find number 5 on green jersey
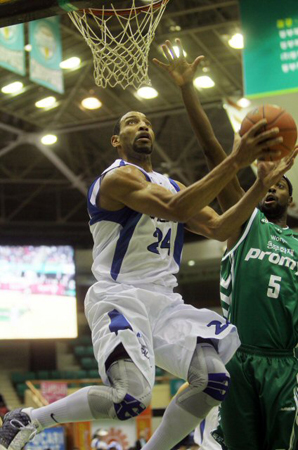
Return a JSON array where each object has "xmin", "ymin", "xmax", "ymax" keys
[{"xmin": 267, "ymin": 275, "xmax": 282, "ymax": 299}]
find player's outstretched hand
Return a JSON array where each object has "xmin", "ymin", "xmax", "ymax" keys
[
  {"xmin": 153, "ymin": 38, "xmax": 204, "ymax": 87},
  {"xmin": 232, "ymin": 119, "xmax": 283, "ymax": 168},
  {"xmin": 257, "ymin": 147, "xmax": 298, "ymax": 189}
]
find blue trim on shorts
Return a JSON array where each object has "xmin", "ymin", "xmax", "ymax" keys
[
  {"xmin": 108, "ymin": 309, "xmax": 133, "ymax": 335},
  {"xmin": 200, "ymin": 419, "xmax": 206, "ymax": 443}
]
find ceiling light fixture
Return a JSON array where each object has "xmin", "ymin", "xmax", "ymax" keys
[
  {"xmin": 35, "ymin": 96, "xmax": 57, "ymax": 109},
  {"xmin": 193, "ymin": 76, "xmax": 215, "ymax": 89},
  {"xmin": 41, "ymin": 134, "xmax": 57, "ymax": 145},
  {"xmin": 1, "ymin": 81, "xmax": 24, "ymax": 94},
  {"xmin": 187, "ymin": 260, "xmax": 196, "ymax": 267},
  {"xmin": 169, "ymin": 25, "xmax": 181, "ymax": 32},
  {"xmin": 24, "ymin": 44, "xmax": 32, "ymax": 52},
  {"xmin": 136, "ymin": 86, "xmax": 158, "ymax": 99},
  {"xmin": 237, "ymin": 97, "xmax": 251, "ymax": 108},
  {"xmin": 228, "ymin": 33, "xmax": 244, "ymax": 49},
  {"xmin": 81, "ymin": 97, "xmax": 102, "ymax": 110},
  {"xmin": 60, "ymin": 57, "xmax": 81, "ymax": 70}
]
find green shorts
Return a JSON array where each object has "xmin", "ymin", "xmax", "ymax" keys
[{"xmin": 219, "ymin": 345, "xmax": 298, "ymax": 450}]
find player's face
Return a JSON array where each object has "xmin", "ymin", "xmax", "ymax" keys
[
  {"xmin": 118, "ymin": 111, "xmax": 155, "ymax": 157},
  {"xmin": 259, "ymin": 178, "xmax": 292, "ymax": 218}
]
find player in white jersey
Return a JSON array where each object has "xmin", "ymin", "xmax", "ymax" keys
[
  {"xmin": 88, "ymin": 159, "xmax": 183, "ymax": 289},
  {"xmin": 0, "ymin": 42, "xmax": 295, "ymax": 450}
]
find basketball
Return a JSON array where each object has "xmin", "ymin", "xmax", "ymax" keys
[{"xmin": 240, "ymin": 104, "xmax": 297, "ymax": 160}]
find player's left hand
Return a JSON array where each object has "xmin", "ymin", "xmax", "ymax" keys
[
  {"xmin": 153, "ymin": 38, "xmax": 204, "ymax": 87},
  {"xmin": 257, "ymin": 147, "xmax": 298, "ymax": 188}
]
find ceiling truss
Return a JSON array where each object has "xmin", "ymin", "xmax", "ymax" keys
[{"xmin": 1, "ymin": 0, "xmax": 281, "ymax": 245}]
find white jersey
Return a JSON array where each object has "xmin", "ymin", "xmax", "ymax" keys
[
  {"xmin": 87, "ymin": 159, "xmax": 184, "ymax": 288},
  {"xmin": 194, "ymin": 407, "xmax": 221, "ymax": 450}
]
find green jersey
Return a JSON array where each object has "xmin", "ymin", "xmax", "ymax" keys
[{"xmin": 220, "ymin": 208, "xmax": 298, "ymax": 349}]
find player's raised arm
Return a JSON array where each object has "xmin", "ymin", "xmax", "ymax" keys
[
  {"xmin": 153, "ymin": 39, "xmax": 282, "ymax": 212},
  {"xmin": 100, "ymin": 135, "xmax": 286, "ymax": 224},
  {"xmin": 153, "ymin": 39, "xmax": 226, "ymax": 166},
  {"xmin": 185, "ymin": 150, "xmax": 297, "ymax": 244},
  {"xmin": 153, "ymin": 38, "xmax": 241, "ymax": 211}
]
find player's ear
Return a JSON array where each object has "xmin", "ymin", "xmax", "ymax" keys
[
  {"xmin": 111, "ymin": 135, "xmax": 120, "ymax": 148},
  {"xmin": 288, "ymin": 195, "xmax": 293, "ymax": 206}
]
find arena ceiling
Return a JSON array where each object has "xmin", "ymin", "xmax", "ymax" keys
[{"xmin": 0, "ymin": 0, "xmax": 295, "ymax": 247}]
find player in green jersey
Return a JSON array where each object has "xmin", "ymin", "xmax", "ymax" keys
[
  {"xmin": 217, "ymin": 177, "xmax": 298, "ymax": 450},
  {"xmin": 220, "ymin": 181, "xmax": 297, "ymax": 350},
  {"xmin": 155, "ymin": 39, "xmax": 298, "ymax": 450}
]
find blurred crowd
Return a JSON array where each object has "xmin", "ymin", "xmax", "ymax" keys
[{"xmin": 91, "ymin": 429, "xmax": 199, "ymax": 450}]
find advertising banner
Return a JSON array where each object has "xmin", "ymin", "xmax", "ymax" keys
[
  {"xmin": 0, "ymin": 24, "xmax": 25, "ymax": 75},
  {"xmin": 136, "ymin": 405, "xmax": 152, "ymax": 442},
  {"xmin": 240, "ymin": 0, "xmax": 298, "ymax": 97},
  {"xmin": 41, "ymin": 381, "xmax": 68, "ymax": 404},
  {"xmin": 29, "ymin": 16, "xmax": 64, "ymax": 93},
  {"xmin": 25, "ymin": 427, "xmax": 65, "ymax": 450},
  {"xmin": 73, "ymin": 422, "xmax": 91, "ymax": 450}
]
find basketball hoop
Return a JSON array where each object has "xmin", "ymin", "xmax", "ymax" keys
[{"xmin": 68, "ymin": 0, "xmax": 169, "ymax": 89}]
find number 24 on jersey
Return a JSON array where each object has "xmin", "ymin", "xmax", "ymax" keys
[{"xmin": 147, "ymin": 228, "xmax": 171, "ymax": 256}]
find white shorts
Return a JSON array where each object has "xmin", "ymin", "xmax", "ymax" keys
[
  {"xmin": 194, "ymin": 407, "xmax": 221, "ymax": 450},
  {"xmin": 85, "ymin": 280, "xmax": 240, "ymax": 388}
]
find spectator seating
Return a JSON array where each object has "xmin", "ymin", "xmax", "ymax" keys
[
  {"xmin": 11, "ymin": 368, "xmax": 101, "ymax": 401},
  {"xmin": 11, "ymin": 334, "xmax": 167, "ymax": 401}
]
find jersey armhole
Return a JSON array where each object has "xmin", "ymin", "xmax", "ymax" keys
[
  {"xmin": 88, "ymin": 161, "xmax": 151, "ymax": 212},
  {"xmin": 88, "ymin": 162, "xmax": 151, "ymax": 225},
  {"xmin": 168, "ymin": 178, "xmax": 181, "ymax": 192},
  {"xmin": 222, "ymin": 208, "xmax": 259, "ymax": 261}
]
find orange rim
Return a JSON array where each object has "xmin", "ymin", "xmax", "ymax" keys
[{"xmin": 83, "ymin": 0, "xmax": 168, "ymax": 17}]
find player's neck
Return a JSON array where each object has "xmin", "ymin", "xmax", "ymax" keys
[
  {"xmin": 125, "ymin": 155, "xmax": 153, "ymax": 172},
  {"xmin": 267, "ymin": 214, "xmax": 288, "ymax": 229}
]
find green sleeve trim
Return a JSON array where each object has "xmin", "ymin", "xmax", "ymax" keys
[{"xmin": 220, "ymin": 301, "xmax": 229, "ymax": 312}]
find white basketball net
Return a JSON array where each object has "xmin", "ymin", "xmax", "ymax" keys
[{"xmin": 68, "ymin": 1, "xmax": 169, "ymax": 89}]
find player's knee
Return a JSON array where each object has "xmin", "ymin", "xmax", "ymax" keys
[
  {"xmin": 187, "ymin": 343, "xmax": 230, "ymax": 405},
  {"xmin": 203, "ymin": 369, "xmax": 230, "ymax": 405},
  {"xmin": 187, "ymin": 344, "xmax": 209, "ymax": 391},
  {"xmin": 109, "ymin": 359, "xmax": 152, "ymax": 421},
  {"xmin": 114, "ymin": 384, "xmax": 151, "ymax": 421}
]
